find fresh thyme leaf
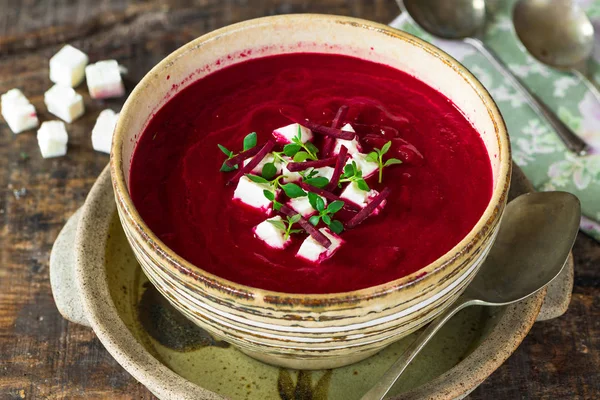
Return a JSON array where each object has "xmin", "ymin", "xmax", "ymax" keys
[
  {"xmin": 309, "ymin": 215, "xmax": 321, "ymax": 226},
  {"xmin": 220, "ymin": 161, "xmax": 237, "ymax": 172},
  {"xmin": 381, "ymin": 141, "xmax": 392, "ymax": 156},
  {"xmin": 339, "ymin": 161, "xmax": 369, "ymax": 191},
  {"xmin": 305, "ymin": 142, "xmax": 319, "ymax": 155},
  {"xmin": 267, "ymin": 219, "xmax": 287, "ymax": 230},
  {"xmin": 247, "ymin": 174, "xmax": 269, "ymax": 184},
  {"xmin": 273, "ymin": 201, "xmax": 283, "ymax": 211},
  {"xmin": 289, "ymin": 214, "xmax": 302, "ymax": 224},
  {"xmin": 263, "ymin": 189, "xmax": 275, "ymax": 201},
  {"xmin": 284, "ymin": 143, "xmax": 302, "ymax": 157},
  {"xmin": 365, "ymin": 151, "xmax": 378, "ymax": 163},
  {"xmin": 304, "ymin": 177, "xmax": 329, "ymax": 188},
  {"xmin": 315, "ymin": 196, "xmax": 325, "ymax": 212},
  {"xmin": 217, "ymin": 144, "xmax": 233, "ymax": 157},
  {"xmin": 322, "ymin": 214, "xmax": 331, "ymax": 225},
  {"xmin": 326, "ymin": 200, "xmax": 344, "ymax": 214},
  {"xmin": 281, "ymin": 183, "xmax": 307, "ymax": 198},
  {"xmin": 357, "ymin": 179, "xmax": 370, "ymax": 191},
  {"xmin": 262, "ymin": 162, "xmax": 278, "ymax": 180},
  {"xmin": 329, "ymin": 219, "xmax": 344, "ymax": 234},
  {"xmin": 243, "ymin": 132, "xmax": 257, "ymax": 151},
  {"xmin": 293, "ymin": 151, "xmax": 311, "ymax": 162},
  {"xmin": 307, "ymin": 192, "xmax": 320, "ymax": 210},
  {"xmin": 384, "ymin": 158, "xmax": 403, "ymax": 167},
  {"xmin": 289, "ymin": 228, "xmax": 304, "ymax": 234}
]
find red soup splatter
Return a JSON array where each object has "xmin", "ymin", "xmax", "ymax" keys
[{"xmin": 129, "ymin": 53, "xmax": 493, "ymax": 294}]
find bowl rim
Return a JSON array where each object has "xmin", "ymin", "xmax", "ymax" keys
[{"xmin": 110, "ymin": 13, "xmax": 512, "ymax": 304}]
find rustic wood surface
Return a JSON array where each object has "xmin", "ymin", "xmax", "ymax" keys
[{"xmin": 0, "ymin": 1, "xmax": 598, "ymax": 399}]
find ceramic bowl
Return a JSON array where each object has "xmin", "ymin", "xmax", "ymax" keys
[{"xmin": 110, "ymin": 14, "xmax": 511, "ymax": 369}]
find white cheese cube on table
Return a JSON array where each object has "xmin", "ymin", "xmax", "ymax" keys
[
  {"xmin": 37, "ymin": 121, "xmax": 68, "ymax": 158},
  {"xmin": 233, "ymin": 176, "xmax": 279, "ymax": 213},
  {"xmin": 44, "ymin": 84, "xmax": 85, "ymax": 123},
  {"xmin": 92, "ymin": 109, "xmax": 119, "ymax": 153},
  {"xmin": 297, "ymin": 228, "xmax": 344, "ymax": 263},
  {"xmin": 243, "ymin": 153, "xmax": 283, "ymax": 175},
  {"xmin": 288, "ymin": 196, "xmax": 327, "ymax": 217},
  {"xmin": 272, "ymin": 123, "xmax": 313, "ymax": 144},
  {"xmin": 253, "ymin": 216, "xmax": 291, "ymax": 249},
  {"xmin": 85, "ymin": 60, "xmax": 125, "ymax": 99},
  {"xmin": 340, "ymin": 182, "xmax": 386, "ymax": 215},
  {"xmin": 1, "ymin": 89, "xmax": 39, "ymax": 133},
  {"xmin": 347, "ymin": 153, "xmax": 378, "ymax": 179},
  {"xmin": 49, "ymin": 45, "xmax": 89, "ymax": 87},
  {"xmin": 333, "ymin": 123, "xmax": 362, "ymax": 156}
]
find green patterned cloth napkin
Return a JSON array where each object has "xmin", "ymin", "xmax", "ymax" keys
[{"xmin": 390, "ymin": 0, "xmax": 600, "ymax": 242}]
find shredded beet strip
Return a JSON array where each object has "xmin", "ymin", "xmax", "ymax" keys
[
  {"xmin": 346, "ymin": 187, "xmax": 392, "ymax": 229},
  {"xmin": 228, "ymin": 139, "xmax": 275, "ymax": 185},
  {"xmin": 298, "ymin": 182, "xmax": 360, "ymax": 212},
  {"xmin": 325, "ymin": 145, "xmax": 348, "ymax": 192},
  {"xmin": 224, "ymin": 145, "xmax": 261, "ymax": 168},
  {"xmin": 279, "ymin": 204, "xmax": 332, "ymax": 248},
  {"xmin": 286, "ymin": 156, "xmax": 337, "ymax": 172},
  {"xmin": 322, "ymin": 105, "xmax": 349, "ymax": 157},
  {"xmin": 280, "ymin": 109, "xmax": 354, "ymax": 140}
]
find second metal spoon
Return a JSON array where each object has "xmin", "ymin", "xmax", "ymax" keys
[{"xmin": 398, "ymin": 0, "xmax": 589, "ymax": 155}]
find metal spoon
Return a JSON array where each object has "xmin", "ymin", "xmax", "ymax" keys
[
  {"xmin": 513, "ymin": 0, "xmax": 600, "ymax": 101},
  {"xmin": 361, "ymin": 191, "xmax": 581, "ymax": 400},
  {"xmin": 397, "ymin": 0, "xmax": 590, "ymax": 155}
]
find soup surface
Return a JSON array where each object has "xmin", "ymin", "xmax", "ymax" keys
[{"xmin": 129, "ymin": 53, "xmax": 493, "ymax": 294}]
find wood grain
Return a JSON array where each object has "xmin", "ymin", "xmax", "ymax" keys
[{"xmin": 0, "ymin": 1, "xmax": 598, "ymax": 399}]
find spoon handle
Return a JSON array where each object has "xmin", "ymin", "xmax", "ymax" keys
[
  {"xmin": 571, "ymin": 66, "xmax": 600, "ymax": 103},
  {"xmin": 464, "ymin": 37, "xmax": 590, "ymax": 156},
  {"xmin": 360, "ymin": 297, "xmax": 477, "ymax": 400}
]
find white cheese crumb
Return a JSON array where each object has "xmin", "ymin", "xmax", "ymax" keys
[
  {"xmin": 347, "ymin": 152, "xmax": 378, "ymax": 179},
  {"xmin": 340, "ymin": 182, "xmax": 385, "ymax": 214},
  {"xmin": 1, "ymin": 89, "xmax": 39, "ymax": 134},
  {"xmin": 85, "ymin": 60, "xmax": 125, "ymax": 99},
  {"xmin": 253, "ymin": 216, "xmax": 291, "ymax": 249},
  {"xmin": 288, "ymin": 195, "xmax": 326, "ymax": 217},
  {"xmin": 272, "ymin": 123, "xmax": 313, "ymax": 144},
  {"xmin": 313, "ymin": 166, "xmax": 334, "ymax": 181},
  {"xmin": 233, "ymin": 176, "xmax": 279, "ymax": 213},
  {"xmin": 243, "ymin": 153, "xmax": 283, "ymax": 175},
  {"xmin": 297, "ymin": 228, "xmax": 344, "ymax": 263},
  {"xmin": 49, "ymin": 45, "xmax": 89, "ymax": 88},
  {"xmin": 91, "ymin": 109, "xmax": 119, "ymax": 154},
  {"xmin": 281, "ymin": 156, "xmax": 302, "ymax": 183},
  {"xmin": 37, "ymin": 121, "xmax": 68, "ymax": 158},
  {"xmin": 333, "ymin": 123, "xmax": 362, "ymax": 156},
  {"xmin": 44, "ymin": 84, "xmax": 85, "ymax": 123}
]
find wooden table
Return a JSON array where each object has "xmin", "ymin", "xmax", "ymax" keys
[{"xmin": 1, "ymin": 1, "xmax": 598, "ymax": 399}]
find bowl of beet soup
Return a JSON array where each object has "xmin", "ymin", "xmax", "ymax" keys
[{"xmin": 110, "ymin": 14, "xmax": 511, "ymax": 369}]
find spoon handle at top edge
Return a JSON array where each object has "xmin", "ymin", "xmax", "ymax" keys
[
  {"xmin": 360, "ymin": 297, "xmax": 478, "ymax": 400},
  {"xmin": 464, "ymin": 37, "xmax": 590, "ymax": 156}
]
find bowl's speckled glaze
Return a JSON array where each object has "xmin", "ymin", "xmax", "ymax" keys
[{"xmin": 110, "ymin": 14, "xmax": 511, "ymax": 369}]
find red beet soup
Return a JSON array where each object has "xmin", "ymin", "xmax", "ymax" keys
[{"xmin": 129, "ymin": 53, "xmax": 492, "ymax": 294}]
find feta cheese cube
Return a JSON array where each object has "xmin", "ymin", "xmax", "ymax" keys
[
  {"xmin": 313, "ymin": 166, "xmax": 334, "ymax": 181},
  {"xmin": 347, "ymin": 152, "xmax": 378, "ymax": 179},
  {"xmin": 333, "ymin": 123, "xmax": 362, "ymax": 156},
  {"xmin": 272, "ymin": 123, "xmax": 313, "ymax": 144},
  {"xmin": 297, "ymin": 228, "xmax": 344, "ymax": 263},
  {"xmin": 233, "ymin": 176, "xmax": 279, "ymax": 213},
  {"xmin": 37, "ymin": 121, "xmax": 68, "ymax": 158},
  {"xmin": 243, "ymin": 153, "xmax": 283, "ymax": 175},
  {"xmin": 282, "ymin": 159, "xmax": 302, "ymax": 183},
  {"xmin": 85, "ymin": 60, "xmax": 125, "ymax": 99},
  {"xmin": 92, "ymin": 109, "xmax": 119, "ymax": 154},
  {"xmin": 44, "ymin": 84, "xmax": 85, "ymax": 123},
  {"xmin": 1, "ymin": 89, "xmax": 39, "ymax": 134},
  {"xmin": 340, "ymin": 182, "xmax": 386, "ymax": 215},
  {"xmin": 288, "ymin": 196, "xmax": 327, "ymax": 217},
  {"xmin": 49, "ymin": 45, "xmax": 89, "ymax": 87},
  {"xmin": 253, "ymin": 216, "xmax": 291, "ymax": 249}
]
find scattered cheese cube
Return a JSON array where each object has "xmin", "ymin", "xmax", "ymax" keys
[
  {"xmin": 1, "ymin": 89, "xmax": 39, "ymax": 133},
  {"xmin": 91, "ymin": 109, "xmax": 119, "ymax": 154},
  {"xmin": 253, "ymin": 216, "xmax": 291, "ymax": 249},
  {"xmin": 243, "ymin": 153, "xmax": 283, "ymax": 175},
  {"xmin": 49, "ymin": 45, "xmax": 89, "ymax": 87},
  {"xmin": 282, "ymin": 159, "xmax": 302, "ymax": 183},
  {"xmin": 347, "ymin": 153, "xmax": 378, "ymax": 179},
  {"xmin": 313, "ymin": 166, "xmax": 334, "ymax": 181},
  {"xmin": 297, "ymin": 228, "xmax": 344, "ymax": 263},
  {"xmin": 37, "ymin": 121, "xmax": 68, "ymax": 158},
  {"xmin": 44, "ymin": 84, "xmax": 85, "ymax": 123},
  {"xmin": 233, "ymin": 176, "xmax": 279, "ymax": 213},
  {"xmin": 272, "ymin": 123, "xmax": 313, "ymax": 144},
  {"xmin": 333, "ymin": 123, "xmax": 362, "ymax": 156},
  {"xmin": 288, "ymin": 196, "xmax": 327, "ymax": 217},
  {"xmin": 340, "ymin": 182, "xmax": 386, "ymax": 215},
  {"xmin": 85, "ymin": 60, "xmax": 125, "ymax": 99}
]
